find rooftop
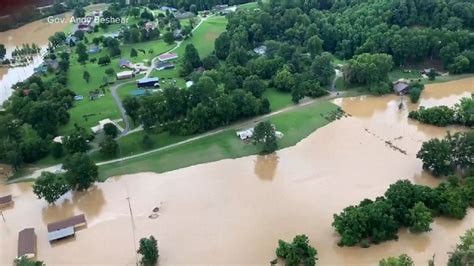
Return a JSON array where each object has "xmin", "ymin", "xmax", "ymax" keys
[
  {"xmin": 138, "ymin": 77, "xmax": 160, "ymax": 84},
  {"xmin": 18, "ymin": 228, "xmax": 36, "ymax": 258},
  {"xmin": 48, "ymin": 226, "xmax": 75, "ymax": 242},
  {"xmin": 0, "ymin": 194, "xmax": 12, "ymax": 206},
  {"xmin": 47, "ymin": 214, "xmax": 86, "ymax": 232},
  {"xmin": 158, "ymin": 53, "xmax": 178, "ymax": 61}
]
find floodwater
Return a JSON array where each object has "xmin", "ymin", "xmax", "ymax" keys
[
  {"xmin": 1, "ymin": 78, "xmax": 473, "ymax": 265},
  {"xmin": 0, "ymin": 13, "xmax": 72, "ymax": 103}
]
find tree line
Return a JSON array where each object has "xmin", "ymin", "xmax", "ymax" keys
[
  {"xmin": 333, "ymin": 177, "xmax": 474, "ymax": 247},
  {"xmin": 409, "ymin": 95, "xmax": 474, "ymax": 127}
]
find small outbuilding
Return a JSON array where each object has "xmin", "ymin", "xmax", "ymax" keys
[
  {"xmin": 118, "ymin": 58, "xmax": 131, "ymax": 68},
  {"xmin": 48, "ymin": 227, "xmax": 75, "ymax": 242},
  {"xmin": 236, "ymin": 128, "xmax": 254, "ymax": 140},
  {"xmin": 91, "ymin": 119, "xmax": 118, "ymax": 134},
  {"xmin": 18, "ymin": 228, "xmax": 36, "ymax": 259},
  {"xmin": 0, "ymin": 195, "xmax": 13, "ymax": 208},
  {"xmin": 393, "ymin": 80, "xmax": 410, "ymax": 95},
  {"xmin": 117, "ymin": 70, "xmax": 135, "ymax": 80}
]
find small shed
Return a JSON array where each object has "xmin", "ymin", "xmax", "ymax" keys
[
  {"xmin": 53, "ymin": 136, "xmax": 64, "ymax": 144},
  {"xmin": 118, "ymin": 58, "xmax": 131, "ymax": 68},
  {"xmin": 393, "ymin": 80, "xmax": 410, "ymax": 95},
  {"xmin": 236, "ymin": 128, "xmax": 254, "ymax": 140},
  {"xmin": 18, "ymin": 228, "xmax": 36, "ymax": 259},
  {"xmin": 185, "ymin": 80, "xmax": 194, "ymax": 88},
  {"xmin": 48, "ymin": 227, "xmax": 75, "ymax": 242},
  {"xmin": 0, "ymin": 195, "xmax": 13, "ymax": 208},
  {"xmin": 117, "ymin": 70, "xmax": 134, "ymax": 80},
  {"xmin": 158, "ymin": 53, "xmax": 178, "ymax": 62}
]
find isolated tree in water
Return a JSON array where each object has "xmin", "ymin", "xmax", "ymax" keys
[
  {"xmin": 275, "ymin": 235, "xmax": 317, "ymax": 266},
  {"xmin": 14, "ymin": 255, "xmax": 45, "ymax": 266},
  {"xmin": 33, "ymin": 172, "xmax": 69, "ymax": 204},
  {"xmin": 137, "ymin": 236, "xmax": 159, "ymax": 266},
  {"xmin": 253, "ymin": 121, "xmax": 278, "ymax": 154}
]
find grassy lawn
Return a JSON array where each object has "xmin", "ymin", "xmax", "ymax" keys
[
  {"xmin": 388, "ymin": 69, "xmax": 422, "ymax": 81},
  {"xmin": 238, "ymin": 2, "xmax": 259, "ymax": 10},
  {"xmin": 263, "ymin": 88, "xmax": 292, "ymax": 111},
  {"xmin": 97, "ymin": 100, "xmax": 339, "ymax": 180},
  {"xmin": 174, "ymin": 16, "xmax": 228, "ymax": 60},
  {"xmin": 150, "ymin": 68, "xmax": 187, "ymax": 88}
]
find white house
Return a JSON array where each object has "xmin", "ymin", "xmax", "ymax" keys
[{"xmin": 236, "ymin": 128, "xmax": 254, "ymax": 140}]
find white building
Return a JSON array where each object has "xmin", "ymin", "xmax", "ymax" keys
[
  {"xmin": 117, "ymin": 70, "xmax": 134, "ymax": 80},
  {"xmin": 236, "ymin": 128, "xmax": 254, "ymax": 140}
]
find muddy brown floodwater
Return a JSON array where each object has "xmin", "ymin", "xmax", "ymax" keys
[
  {"xmin": 1, "ymin": 78, "xmax": 473, "ymax": 265},
  {"xmin": 0, "ymin": 13, "xmax": 72, "ymax": 103}
]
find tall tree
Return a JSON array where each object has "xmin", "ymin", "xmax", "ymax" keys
[
  {"xmin": 253, "ymin": 121, "xmax": 278, "ymax": 154},
  {"xmin": 33, "ymin": 172, "xmax": 69, "ymax": 204},
  {"xmin": 63, "ymin": 153, "xmax": 98, "ymax": 191}
]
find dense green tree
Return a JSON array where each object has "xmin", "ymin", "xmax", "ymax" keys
[
  {"xmin": 51, "ymin": 142, "xmax": 64, "ymax": 159},
  {"xmin": 137, "ymin": 236, "xmax": 159, "ymax": 266},
  {"xmin": 417, "ymin": 137, "xmax": 454, "ymax": 176},
  {"xmin": 448, "ymin": 228, "xmax": 474, "ymax": 266},
  {"xmin": 311, "ymin": 52, "xmax": 334, "ymax": 86},
  {"xmin": 276, "ymin": 235, "xmax": 318, "ymax": 266},
  {"xmin": 344, "ymin": 53, "xmax": 393, "ymax": 85},
  {"xmin": 63, "ymin": 127, "xmax": 90, "ymax": 154},
  {"xmin": 63, "ymin": 153, "xmax": 98, "ymax": 191},
  {"xmin": 409, "ymin": 106, "xmax": 455, "ymax": 127},
  {"xmin": 99, "ymin": 136, "xmax": 119, "ymax": 158},
  {"xmin": 274, "ymin": 67, "xmax": 296, "ymax": 92},
  {"xmin": 409, "ymin": 202, "xmax": 433, "ymax": 233},
  {"xmin": 33, "ymin": 172, "xmax": 69, "ymax": 204},
  {"xmin": 253, "ymin": 121, "xmax": 278, "ymax": 154},
  {"xmin": 306, "ymin": 35, "xmax": 323, "ymax": 58},
  {"xmin": 98, "ymin": 55, "xmax": 111, "ymax": 66},
  {"xmin": 215, "ymin": 32, "xmax": 231, "ymax": 60},
  {"xmin": 243, "ymin": 75, "xmax": 266, "ymax": 98},
  {"xmin": 103, "ymin": 123, "xmax": 119, "ymax": 138},
  {"xmin": 141, "ymin": 134, "xmax": 154, "ymax": 149},
  {"xmin": 408, "ymin": 82, "xmax": 424, "ymax": 103},
  {"xmin": 163, "ymin": 31, "xmax": 175, "ymax": 45},
  {"xmin": 202, "ymin": 54, "xmax": 220, "ymax": 70},
  {"xmin": 184, "ymin": 44, "xmax": 202, "ymax": 68},
  {"xmin": 75, "ymin": 42, "xmax": 88, "ymax": 64},
  {"xmin": 130, "ymin": 48, "xmax": 138, "ymax": 58},
  {"xmin": 83, "ymin": 71, "xmax": 90, "ymax": 83}
]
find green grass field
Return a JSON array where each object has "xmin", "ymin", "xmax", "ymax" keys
[
  {"xmin": 97, "ymin": 101, "xmax": 338, "ymax": 180},
  {"xmin": 238, "ymin": 2, "xmax": 259, "ymax": 10},
  {"xmin": 263, "ymin": 88, "xmax": 293, "ymax": 111}
]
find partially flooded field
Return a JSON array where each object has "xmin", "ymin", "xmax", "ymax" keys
[{"xmin": 1, "ymin": 78, "xmax": 473, "ymax": 265}]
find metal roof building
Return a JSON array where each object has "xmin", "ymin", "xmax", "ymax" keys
[
  {"xmin": 18, "ymin": 228, "xmax": 36, "ymax": 258},
  {"xmin": 48, "ymin": 227, "xmax": 75, "ymax": 242}
]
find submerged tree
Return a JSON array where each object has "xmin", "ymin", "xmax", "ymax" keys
[
  {"xmin": 137, "ymin": 235, "xmax": 159, "ymax": 266},
  {"xmin": 33, "ymin": 172, "xmax": 69, "ymax": 204},
  {"xmin": 276, "ymin": 235, "xmax": 318, "ymax": 266}
]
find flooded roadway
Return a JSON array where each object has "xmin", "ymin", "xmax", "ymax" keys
[
  {"xmin": 0, "ymin": 78, "xmax": 473, "ymax": 265},
  {"xmin": 0, "ymin": 13, "xmax": 72, "ymax": 103}
]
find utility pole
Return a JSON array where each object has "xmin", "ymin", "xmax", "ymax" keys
[{"xmin": 126, "ymin": 196, "xmax": 139, "ymax": 265}]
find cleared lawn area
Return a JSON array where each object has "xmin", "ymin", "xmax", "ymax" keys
[
  {"xmin": 388, "ymin": 69, "xmax": 422, "ymax": 81},
  {"xmin": 150, "ymin": 68, "xmax": 187, "ymax": 88},
  {"xmin": 238, "ymin": 2, "xmax": 259, "ymax": 10},
  {"xmin": 97, "ymin": 101, "xmax": 339, "ymax": 180},
  {"xmin": 263, "ymin": 88, "xmax": 292, "ymax": 111},
  {"xmin": 174, "ymin": 16, "xmax": 228, "ymax": 59}
]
